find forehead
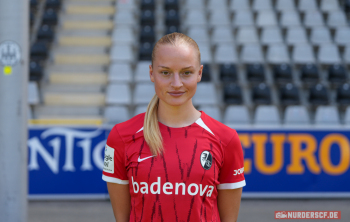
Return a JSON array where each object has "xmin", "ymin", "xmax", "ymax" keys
[{"xmin": 153, "ymin": 44, "xmax": 199, "ymax": 67}]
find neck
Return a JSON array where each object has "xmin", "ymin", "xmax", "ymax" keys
[{"xmin": 157, "ymin": 99, "xmax": 201, "ymax": 128}]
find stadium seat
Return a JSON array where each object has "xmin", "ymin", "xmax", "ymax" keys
[
  {"xmin": 309, "ymin": 83, "xmax": 329, "ymax": 105},
  {"xmin": 29, "ymin": 61, "xmax": 43, "ymax": 81},
  {"xmin": 109, "ymin": 63, "xmax": 133, "ymax": 83},
  {"xmin": 193, "ymin": 83, "xmax": 217, "ymax": 105},
  {"xmin": 104, "ymin": 106, "xmax": 129, "ymax": 123},
  {"xmin": 346, "ymin": 0, "xmax": 350, "ymax": 13},
  {"xmin": 273, "ymin": 63, "xmax": 293, "ymax": 83},
  {"xmin": 110, "ymin": 45, "xmax": 134, "ymax": 63},
  {"xmin": 280, "ymin": 11, "xmax": 301, "ymax": 27},
  {"xmin": 201, "ymin": 64, "xmax": 211, "ymax": 82},
  {"xmin": 252, "ymin": 0, "xmax": 273, "ymax": 11},
  {"xmin": 237, "ymin": 27, "xmax": 259, "ymax": 44},
  {"xmin": 187, "ymin": 27, "xmax": 209, "ymax": 44},
  {"xmin": 320, "ymin": 0, "xmax": 340, "ymax": 11},
  {"xmin": 116, "ymin": 0, "xmax": 138, "ymax": 11},
  {"xmin": 261, "ymin": 27, "xmax": 283, "ymax": 45},
  {"xmin": 42, "ymin": 8, "xmax": 58, "ymax": 25},
  {"xmin": 256, "ymin": 10, "xmax": 277, "ymax": 27},
  {"xmin": 254, "ymin": 105, "xmax": 280, "ymax": 125},
  {"xmin": 315, "ymin": 106, "xmax": 340, "ymax": 125},
  {"xmin": 28, "ymin": 81, "xmax": 40, "ymax": 105},
  {"xmin": 266, "ymin": 44, "xmax": 290, "ymax": 64},
  {"xmin": 208, "ymin": 0, "xmax": 227, "ymax": 10},
  {"xmin": 165, "ymin": 9, "xmax": 180, "ymax": 26},
  {"xmin": 252, "ymin": 83, "xmax": 271, "ymax": 104},
  {"xmin": 276, "ymin": 0, "xmax": 295, "ymax": 11},
  {"xmin": 209, "ymin": 10, "xmax": 230, "ymax": 27},
  {"xmin": 310, "ymin": 26, "xmax": 332, "ymax": 45},
  {"xmin": 223, "ymin": 83, "xmax": 242, "ymax": 104},
  {"xmin": 241, "ymin": 44, "xmax": 264, "ymax": 63},
  {"xmin": 30, "ymin": 0, "xmax": 38, "ymax": 9},
  {"xmin": 166, "ymin": 25, "xmax": 180, "ymax": 34},
  {"xmin": 165, "ymin": 0, "xmax": 179, "ymax": 11},
  {"xmin": 214, "ymin": 44, "xmax": 237, "ymax": 64},
  {"xmin": 230, "ymin": 0, "xmax": 250, "ymax": 11},
  {"xmin": 134, "ymin": 105, "xmax": 148, "ymax": 116},
  {"xmin": 141, "ymin": 10, "xmax": 155, "ymax": 26},
  {"xmin": 279, "ymin": 83, "xmax": 300, "ymax": 105},
  {"xmin": 327, "ymin": 11, "xmax": 347, "ymax": 28},
  {"xmin": 233, "ymin": 10, "xmax": 254, "ymax": 27},
  {"xmin": 30, "ymin": 41, "xmax": 49, "ymax": 60},
  {"xmin": 328, "ymin": 64, "xmax": 347, "ymax": 84},
  {"xmin": 197, "ymin": 43, "xmax": 212, "ymax": 63},
  {"xmin": 135, "ymin": 61, "xmax": 151, "ymax": 82},
  {"xmin": 30, "ymin": 11, "xmax": 35, "ymax": 26},
  {"xmin": 246, "ymin": 63, "xmax": 265, "ymax": 82},
  {"xmin": 284, "ymin": 105, "xmax": 310, "ymax": 125},
  {"xmin": 286, "ymin": 27, "xmax": 308, "ymax": 45},
  {"xmin": 184, "ymin": 10, "xmax": 206, "ymax": 27},
  {"xmin": 318, "ymin": 44, "xmax": 341, "ymax": 65},
  {"xmin": 37, "ymin": 25, "xmax": 55, "ymax": 42},
  {"xmin": 184, "ymin": 0, "xmax": 205, "ymax": 10},
  {"xmin": 336, "ymin": 83, "xmax": 350, "ymax": 105},
  {"xmin": 292, "ymin": 44, "xmax": 316, "ymax": 64},
  {"xmin": 45, "ymin": 0, "xmax": 61, "ymax": 10},
  {"xmin": 224, "ymin": 105, "xmax": 250, "ymax": 124},
  {"xmin": 298, "ymin": 0, "xmax": 318, "ymax": 12},
  {"xmin": 140, "ymin": 25, "xmax": 155, "ymax": 43},
  {"xmin": 134, "ymin": 83, "xmax": 155, "ymax": 105},
  {"xmin": 334, "ymin": 27, "xmax": 350, "ymax": 46},
  {"xmin": 304, "ymin": 11, "xmax": 324, "ymax": 27},
  {"xmin": 220, "ymin": 64, "xmax": 237, "ymax": 82},
  {"xmin": 112, "ymin": 27, "xmax": 136, "ymax": 45},
  {"xmin": 345, "ymin": 45, "xmax": 350, "ymax": 64},
  {"xmin": 198, "ymin": 106, "xmax": 222, "ymax": 122},
  {"xmin": 211, "ymin": 27, "xmax": 234, "ymax": 45},
  {"xmin": 138, "ymin": 42, "xmax": 153, "ymax": 61},
  {"xmin": 300, "ymin": 63, "xmax": 319, "ymax": 83},
  {"xmin": 141, "ymin": 0, "xmax": 155, "ymax": 11}
]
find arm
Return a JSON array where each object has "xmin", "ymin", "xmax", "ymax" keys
[
  {"xmin": 107, "ymin": 182, "xmax": 131, "ymax": 222},
  {"xmin": 217, "ymin": 188, "xmax": 243, "ymax": 222}
]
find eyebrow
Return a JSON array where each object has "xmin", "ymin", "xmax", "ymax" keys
[{"xmin": 158, "ymin": 66, "xmax": 194, "ymax": 70}]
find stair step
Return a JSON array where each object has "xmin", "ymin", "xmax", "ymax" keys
[
  {"xmin": 50, "ymin": 73, "xmax": 108, "ymax": 84},
  {"xmin": 66, "ymin": 5, "xmax": 115, "ymax": 15},
  {"xmin": 59, "ymin": 36, "xmax": 112, "ymax": 46},
  {"xmin": 44, "ymin": 93, "xmax": 105, "ymax": 106}
]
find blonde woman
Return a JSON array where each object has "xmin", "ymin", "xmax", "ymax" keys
[{"xmin": 102, "ymin": 33, "xmax": 246, "ymax": 222}]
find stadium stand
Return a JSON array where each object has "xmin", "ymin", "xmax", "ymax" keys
[{"xmin": 28, "ymin": 0, "xmax": 350, "ymax": 126}]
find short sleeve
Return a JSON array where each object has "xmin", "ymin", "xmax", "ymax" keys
[
  {"xmin": 102, "ymin": 124, "xmax": 129, "ymax": 184},
  {"xmin": 218, "ymin": 130, "xmax": 246, "ymax": 189}
]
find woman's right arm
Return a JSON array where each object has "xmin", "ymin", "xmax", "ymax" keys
[{"xmin": 107, "ymin": 182, "xmax": 131, "ymax": 222}]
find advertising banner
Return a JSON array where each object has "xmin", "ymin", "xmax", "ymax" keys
[{"xmin": 28, "ymin": 126, "xmax": 350, "ymax": 199}]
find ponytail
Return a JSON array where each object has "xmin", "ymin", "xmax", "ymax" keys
[{"xmin": 143, "ymin": 93, "xmax": 163, "ymax": 156}]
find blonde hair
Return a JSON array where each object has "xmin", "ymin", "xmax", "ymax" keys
[{"xmin": 144, "ymin": 32, "xmax": 200, "ymax": 156}]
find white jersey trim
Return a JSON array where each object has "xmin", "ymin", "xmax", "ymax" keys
[
  {"xmin": 102, "ymin": 175, "xmax": 129, "ymax": 184},
  {"xmin": 195, "ymin": 118, "xmax": 215, "ymax": 136},
  {"xmin": 217, "ymin": 180, "xmax": 246, "ymax": 189},
  {"xmin": 136, "ymin": 127, "xmax": 143, "ymax": 133}
]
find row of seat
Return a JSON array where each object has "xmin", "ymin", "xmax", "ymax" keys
[
  {"xmin": 190, "ymin": 26, "xmax": 350, "ymax": 46},
  {"xmin": 184, "ymin": 0, "xmax": 348, "ymax": 12},
  {"xmin": 103, "ymin": 104, "xmax": 350, "ymax": 125},
  {"xmin": 184, "ymin": 9, "xmax": 349, "ymax": 28}
]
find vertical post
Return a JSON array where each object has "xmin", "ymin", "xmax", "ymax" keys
[{"xmin": 0, "ymin": 0, "xmax": 29, "ymax": 221}]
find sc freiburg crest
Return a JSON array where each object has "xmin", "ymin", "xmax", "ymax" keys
[{"xmin": 200, "ymin": 151, "xmax": 212, "ymax": 170}]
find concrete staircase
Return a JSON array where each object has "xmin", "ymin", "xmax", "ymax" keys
[{"xmin": 37, "ymin": 0, "xmax": 116, "ymax": 124}]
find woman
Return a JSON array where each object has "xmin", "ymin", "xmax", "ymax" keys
[{"xmin": 102, "ymin": 32, "xmax": 245, "ymax": 222}]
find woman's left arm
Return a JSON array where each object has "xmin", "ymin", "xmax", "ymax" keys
[{"xmin": 217, "ymin": 188, "xmax": 243, "ymax": 222}]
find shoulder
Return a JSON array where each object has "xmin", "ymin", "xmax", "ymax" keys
[
  {"xmin": 108, "ymin": 113, "xmax": 145, "ymax": 141},
  {"xmin": 200, "ymin": 111, "xmax": 238, "ymax": 146}
]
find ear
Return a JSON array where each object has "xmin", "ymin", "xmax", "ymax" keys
[
  {"xmin": 197, "ymin": 64, "xmax": 203, "ymax": 82},
  {"xmin": 149, "ymin": 64, "xmax": 155, "ymax": 82}
]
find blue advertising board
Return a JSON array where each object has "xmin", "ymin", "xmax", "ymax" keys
[{"xmin": 28, "ymin": 126, "xmax": 350, "ymax": 199}]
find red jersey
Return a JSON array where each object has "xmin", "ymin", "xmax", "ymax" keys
[{"xmin": 102, "ymin": 111, "xmax": 246, "ymax": 222}]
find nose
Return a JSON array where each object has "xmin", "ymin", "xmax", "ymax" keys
[{"xmin": 171, "ymin": 72, "xmax": 183, "ymax": 88}]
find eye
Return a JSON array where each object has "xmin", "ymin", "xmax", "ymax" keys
[
  {"xmin": 183, "ymin": 71, "xmax": 192, "ymax": 76},
  {"xmin": 161, "ymin": 71, "xmax": 170, "ymax": 75}
]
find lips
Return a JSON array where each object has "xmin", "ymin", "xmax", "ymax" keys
[{"xmin": 168, "ymin": 91, "xmax": 185, "ymax": 97}]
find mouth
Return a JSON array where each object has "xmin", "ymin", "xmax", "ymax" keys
[{"xmin": 168, "ymin": 91, "xmax": 185, "ymax": 97}]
